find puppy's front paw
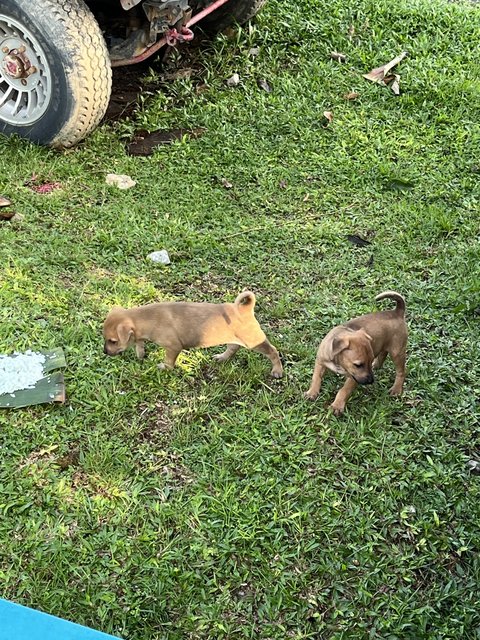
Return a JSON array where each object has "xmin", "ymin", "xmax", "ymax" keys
[
  {"xmin": 389, "ymin": 385, "xmax": 403, "ymax": 396},
  {"xmin": 329, "ymin": 402, "xmax": 345, "ymax": 416},
  {"xmin": 213, "ymin": 353, "xmax": 228, "ymax": 362},
  {"xmin": 270, "ymin": 366, "xmax": 283, "ymax": 379},
  {"xmin": 158, "ymin": 363, "xmax": 173, "ymax": 371},
  {"xmin": 304, "ymin": 390, "xmax": 318, "ymax": 401}
]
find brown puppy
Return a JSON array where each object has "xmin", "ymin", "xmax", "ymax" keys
[
  {"xmin": 305, "ymin": 291, "xmax": 407, "ymax": 415},
  {"xmin": 103, "ymin": 291, "xmax": 283, "ymax": 378}
]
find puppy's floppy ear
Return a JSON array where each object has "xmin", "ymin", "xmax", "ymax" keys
[
  {"xmin": 331, "ymin": 336, "xmax": 349, "ymax": 357},
  {"xmin": 117, "ymin": 321, "xmax": 135, "ymax": 343}
]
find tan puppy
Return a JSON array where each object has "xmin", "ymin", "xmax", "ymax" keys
[
  {"xmin": 103, "ymin": 291, "xmax": 283, "ymax": 378},
  {"xmin": 305, "ymin": 291, "xmax": 407, "ymax": 415}
]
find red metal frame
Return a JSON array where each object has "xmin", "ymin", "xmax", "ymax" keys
[{"xmin": 111, "ymin": 0, "xmax": 231, "ymax": 67}]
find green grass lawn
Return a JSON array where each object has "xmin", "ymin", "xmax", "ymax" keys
[{"xmin": 1, "ymin": 0, "xmax": 480, "ymax": 637}]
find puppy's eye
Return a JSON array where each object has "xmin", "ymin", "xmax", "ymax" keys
[
  {"xmin": 354, "ymin": 362, "xmax": 364, "ymax": 368},
  {"xmin": 108, "ymin": 339, "xmax": 118, "ymax": 345}
]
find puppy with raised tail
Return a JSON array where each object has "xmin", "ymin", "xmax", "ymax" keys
[
  {"xmin": 305, "ymin": 291, "xmax": 407, "ymax": 415},
  {"xmin": 103, "ymin": 291, "xmax": 283, "ymax": 378}
]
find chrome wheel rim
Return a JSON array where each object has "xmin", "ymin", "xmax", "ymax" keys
[{"xmin": 0, "ymin": 14, "xmax": 52, "ymax": 125}]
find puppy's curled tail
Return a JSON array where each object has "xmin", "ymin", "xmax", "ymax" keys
[
  {"xmin": 375, "ymin": 291, "xmax": 406, "ymax": 315},
  {"xmin": 235, "ymin": 290, "xmax": 256, "ymax": 312}
]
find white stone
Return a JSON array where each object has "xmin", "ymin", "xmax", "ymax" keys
[{"xmin": 147, "ymin": 250, "xmax": 171, "ymax": 265}]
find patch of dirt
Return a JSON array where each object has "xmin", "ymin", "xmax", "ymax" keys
[
  {"xmin": 18, "ymin": 445, "xmax": 59, "ymax": 470},
  {"xmin": 104, "ymin": 64, "xmax": 145, "ymax": 121},
  {"xmin": 159, "ymin": 450, "xmax": 194, "ymax": 487},
  {"xmin": 137, "ymin": 401, "xmax": 194, "ymax": 487},
  {"xmin": 104, "ymin": 38, "xmax": 208, "ymax": 123},
  {"xmin": 137, "ymin": 400, "xmax": 173, "ymax": 444}
]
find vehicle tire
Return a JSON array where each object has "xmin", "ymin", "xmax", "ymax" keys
[
  {"xmin": 198, "ymin": 0, "xmax": 267, "ymax": 34},
  {"xmin": 0, "ymin": 0, "xmax": 112, "ymax": 148}
]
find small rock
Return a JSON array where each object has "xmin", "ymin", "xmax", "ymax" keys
[
  {"xmin": 106, "ymin": 173, "xmax": 136, "ymax": 190},
  {"xmin": 467, "ymin": 460, "xmax": 480, "ymax": 474},
  {"xmin": 226, "ymin": 73, "xmax": 240, "ymax": 88},
  {"xmin": 147, "ymin": 250, "xmax": 171, "ymax": 265},
  {"xmin": 248, "ymin": 47, "xmax": 260, "ymax": 58},
  {"xmin": 221, "ymin": 178, "xmax": 233, "ymax": 189},
  {"xmin": 0, "ymin": 196, "xmax": 12, "ymax": 207}
]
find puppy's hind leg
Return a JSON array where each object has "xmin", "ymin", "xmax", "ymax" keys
[
  {"xmin": 389, "ymin": 350, "xmax": 406, "ymax": 396},
  {"xmin": 213, "ymin": 344, "xmax": 240, "ymax": 363},
  {"xmin": 253, "ymin": 339, "xmax": 283, "ymax": 379},
  {"xmin": 373, "ymin": 350, "xmax": 387, "ymax": 370}
]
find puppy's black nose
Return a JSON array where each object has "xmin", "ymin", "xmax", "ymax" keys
[{"xmin": 362, "ymin": 373, "xmax": 374, "ymax": 385}]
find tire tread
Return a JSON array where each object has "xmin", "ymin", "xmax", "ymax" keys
[{"xmin": 49, "ymin": 0, "xmax": 112, "ymax": 147}]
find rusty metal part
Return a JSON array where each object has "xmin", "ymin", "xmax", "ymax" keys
[
  {"xmin": 1, "ymin": 47, "xmax": 35, "ymax": 80},
  {"xmin": 111, "ymin": 0, "xmax": 230, "ymax": 67},
  {"xmin": 142, "ymin": 1, "xmax": 190, "ymax": 44},
  {"xmin": 165, "ymin": 25, "xmax": 194, "ymax": 46}
]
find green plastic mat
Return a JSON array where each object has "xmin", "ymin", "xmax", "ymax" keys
[{"xmin": 0, "ymin": 348, "xmax": 66, "ymax": 409}]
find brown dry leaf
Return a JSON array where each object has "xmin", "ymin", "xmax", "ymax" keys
[
  {"xmin": 330, "ymin": 51, "xmax": 346, "ymax": 63},
  {"xmin": 363, "ymin": 51, "xmax": 407, "ymax": 85},
  {"xmin": 128, "ymin": 128, "xmax": 205, "ymax": 156},
  {"xmin": 257, "ymin": 78, "xmax": 272, "ymax": 93},
  {"xmin": 163, "ymin": 68, "xmax": 193, "ymax": 81},
  {"xmin": 221, "ymin": 178, "xmax": 233, "ymax": 189},
  {"xmin": 322, "ymin": 111, "xmax": 333, "ymax": 128},
  {"xmin": 344, "ymin": 91, "xmax": 360, "ymax": 100},
  {"xmin": 0, "ymin": 210, "xmax": 15, "ymax": 220},
  {"xmin": 0, "ymin": 196, "xmax": 11, "ymax": 207}
]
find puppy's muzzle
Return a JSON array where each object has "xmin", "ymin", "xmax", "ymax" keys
[
  {"xmin": 104, "ymin": 344, "xmax": 122, "ymax": 356},
  {"xmin": 356, "ymin": 373, "xmax": 374, "ymax": 385}
]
